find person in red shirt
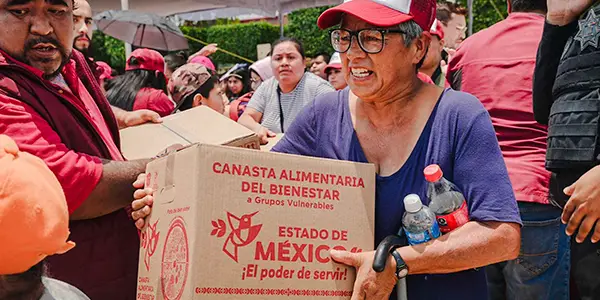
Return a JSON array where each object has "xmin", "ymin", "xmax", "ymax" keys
[
  {"xmin": 106, "ymin": 48, "xmax": 174, "ymax": 117},
  {"xmin": 420, "ymin": 19, "xmax": 446, "ymax": 87},
  {"xmin": 447, "ymin": 1, "xmax": 570, "ymax": 299},
  {"xmin": 0, "ymin": 0, "xmax": 160, "ymax": 298}
]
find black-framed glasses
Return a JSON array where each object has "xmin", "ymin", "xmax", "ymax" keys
[{"xmin": 329, "ymin": 28, "xmax": 407, "ymax": 54}]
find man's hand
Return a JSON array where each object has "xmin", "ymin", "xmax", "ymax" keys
[
  {"xmin": 112, "ymin": 106, "xmax": 162, "ymax": 129},
  {"xmin": 547, "ymin": 0, "xmax": 596, "ymax": 26},
  {"xmin": 562, "ymin": 165, "xmax": 600, "ymax": 243},
  {"xmin": 256, "ymin": 127, "xmax": 276, "ymax": 145},
  {"xmin": 188, "ymin": 43, "xmax": 218, "ymax": 62},
  {"xmin": 330, "ymin": 250, "xmax": 397, "ymax": 300},
  {"xmin": 132, "ymin": 173, "xmax": 153, "ymax": 230}
]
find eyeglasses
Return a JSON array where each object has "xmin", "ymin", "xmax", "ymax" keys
[{"xmin": 329, "ymin": 28, "xmax": 407, "ymax": 54}]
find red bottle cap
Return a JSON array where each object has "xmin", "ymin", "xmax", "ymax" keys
[{"xmin": 424, "ymin": 164, "xmax": 443, "ymax": 182}]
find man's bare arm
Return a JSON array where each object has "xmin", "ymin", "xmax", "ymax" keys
[
  {"xmin": 398, "ymin": 221, "xmax": 521, "ymax": 274},
  {"xmin": 71, "ymin": 159, "xmax": 150, "ymax": 220}
]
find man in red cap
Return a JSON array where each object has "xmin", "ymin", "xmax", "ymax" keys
[
  {"xmin": 0, "ymin": 0, "xmax": 159, "ymax": 298},
  {"xmin": 0, "ymin": 135, "xmax": 90, "ymax": 300},
  {"xmin": 447, "ymin": 1, "xmax": 569, "ymax": 298}
]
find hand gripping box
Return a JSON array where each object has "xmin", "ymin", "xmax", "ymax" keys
[{"xmin": 137, "ymin": 144, "xmax": 375, "ymax": 299}]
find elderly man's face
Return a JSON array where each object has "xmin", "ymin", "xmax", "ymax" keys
[
  {"xmin": 340, "ymin": 15, "xmax": 428, "ymax": 102},
  {"xmin": 73, "ymin": 0, "xmax": 92, "ymax": 53},
  {"xmin": 0, "ymin": 0, "xmax": 73, "ymax": 77}
]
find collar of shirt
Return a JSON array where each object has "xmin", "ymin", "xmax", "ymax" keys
[{"xmin": 0, "ymin": 49, "xmax": 80, "ymax": 97}]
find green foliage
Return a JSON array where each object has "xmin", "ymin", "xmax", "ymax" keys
[
  {"xmin": 92, "ymin": 2, "xmax": 510, "ymax": 70},
  {"xmin": 287, "ymin": 6, "xmax": 333, "ymax": 58},
  {"xmin": 92, "ymin": 31, "xmax": 126, "ymax": 71},
  {"xmin": 182, "ymin": 22, "xmax": 280, "ymax": 66}
]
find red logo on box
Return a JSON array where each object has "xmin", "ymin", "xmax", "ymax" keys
[
  {"xmin": 141, "ymin": 219, "xmax": 160, "ymax": 271},
  {"xmin": 161, "ymin": 217, "xmax": 189, "ymax": 300},
  {"xmin": 211, "ymin": 211, "xmax": 262, "ymax": 262}
]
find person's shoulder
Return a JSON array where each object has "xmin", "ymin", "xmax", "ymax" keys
[
  {"xmin": 304, "ymin": 72, "xmax": 329, "ymax": 86},
  {"xmin": 310, "ymin": 87, "xmax": 347, "ymax": 114},
  {"xmin": 438, "ymin": 89, "xmax": 488, "ymax": 122},
  {"xmin": 42, "ymin": 277, "xmax": 90, "ymax": 300}
]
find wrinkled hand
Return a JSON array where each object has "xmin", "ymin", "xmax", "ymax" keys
[
  {"xmin": 562, "ymin": 165, "xmax": 600, "ymax": 243},
  {"xmin": 189, "ymin": 43, "xmax": 218, "ymax": 62},
  {"xmin": 122, "ymin": 109, "xmax": 162, "ymax": 129},
  {"xmin": 547, "ymin": 0, "xmax": 596, "ymax": 26},
  {"xmin": 330, "ymin": 250, "xmax": 397, "ymax": 300},
  {"xmin": 132, "ymin": 173, "xmax": 154, "ymax": 230},
  {"xmin": 256, "ymin": 127, "xmax": 276, "ymax": 145}
]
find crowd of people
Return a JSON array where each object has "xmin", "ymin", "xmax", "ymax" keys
[{"xmin": 1, "ymin": 0, "xmax": 600, "ymax": 299}]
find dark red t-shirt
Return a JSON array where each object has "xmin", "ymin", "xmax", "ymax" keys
[
  {"xmin": 448, "ymin": 12, "xmax": 550, "ymax": 204},
  {"xmin": 133, "ymin": 87, "xmax": 174, "ymax": 117}
]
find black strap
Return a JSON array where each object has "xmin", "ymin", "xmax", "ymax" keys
[{"xmin": 277, "ymin": 86, "xmax": 285, "ymax": 133}]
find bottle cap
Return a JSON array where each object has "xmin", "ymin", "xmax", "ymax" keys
[
  {"xmin": 424, "ymin": 164, "xmax": 443, "ymax": 182},
  {"xmin": 404, "ymin": 194, "xmax": 423, "ymax": 213}
]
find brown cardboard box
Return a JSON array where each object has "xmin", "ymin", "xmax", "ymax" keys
[
  {"xmin": 120, "ymin": 106, "xmax": 260, "ymax": 160},
  {"xmin": 137, "ymin": 144, "xmax": 375, "ymax": 299},
  {"xmin": 260, "ymin": 134, "xmax": 284, "ymax": 152}
]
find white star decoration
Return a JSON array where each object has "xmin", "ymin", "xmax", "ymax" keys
[{"xmin": 575, "ymin": 8, "xmax": 600, "ymax": 51}]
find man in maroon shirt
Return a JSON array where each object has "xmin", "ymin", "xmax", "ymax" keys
[
  {"xmin": 0, "ymin": 0, "xmax": 160, "ymax": 298},
  {"xmin": 448, "ymin": 0, "xmax": 570, "ymax": 299}
]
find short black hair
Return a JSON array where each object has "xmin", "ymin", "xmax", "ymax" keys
[
  {"xmin": 164, "ymin": 51, "xmax": 188, "ymax": 74},
  {"xmin": 509, "ymin": 0, "xmax": 547, "ymax": 13},
  {"xmin": 315, "ymin": 53, "xmax": 331, "ymax": 63},
  {"xmin": 437, "ymin": 2, "xmax": 468, "ymax": 26},
  {"xmin": 272, "ymin": 37, "xmax": 306, "ymax": 59}
]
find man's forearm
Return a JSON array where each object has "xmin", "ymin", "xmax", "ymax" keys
[
  {"xmin": 71, "ymin": 159, "xmax": 150, "ymax": 220},
  {"xmin": 398, "ymin": 221, "xmax": 520, "ymax": 274}
]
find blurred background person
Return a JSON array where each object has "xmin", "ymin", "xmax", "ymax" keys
[
  {"xmin": 96, "ymin": 61, "xmax": 115, "ymax": 93},
  {"xmin": 221, "ymin": 64, "xmax": 251, "ymax": 102},
  {"xmin": 230, "ymin": 56, "xmax": 274, "ymax": 121},
  {"xmin": 0, "ymin": 135, "xmax": 88, "ymax": 300},
  {"xmin": 169, "ymin": 63, "xmax": 225, "ymax": 114},
  {"xmin": 437, "ymin": 1, "xmax": 468, "ymax": 51},
  {"xmin": 106, "ymin": 49, "xmax": 174, "ymax": 117},
  {"xmin": 310, "ymin": 52, "xmax": 330, "ymax": 80},
  {"xmin": 164, "ymin": 51, "xmax": 188, "ymax": 82},
  {"xmin": 239, "ymin": 37, "xmax": 334, "ymax": 144},
  {"xmin": 325, "ymin": 52, "xmax": 347, "ymax": 90},
  {"xmin": 420, "ymin": 19, "xmax": 446, "ymax": 87}
]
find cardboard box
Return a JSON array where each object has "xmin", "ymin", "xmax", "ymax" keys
[
  {"xmin": 260, "ymin": 134, "xmax": 284, "ymax": 152},
  {"xmin": 137, "ymin": 144, "xmax": 375, "ymax": 299},
  {"xmin": 120, "ymin": 106, "xmax": 260, "ymax": 160}
]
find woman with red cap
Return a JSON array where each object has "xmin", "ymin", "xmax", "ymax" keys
[{"xmin": 106, "ymin": 49, "xmax": 174, "ymax": 117}]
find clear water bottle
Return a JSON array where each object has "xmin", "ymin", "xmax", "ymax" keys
[
  {"xmin": 402, "ymin": 194, "xmax": 441, "ymax": 245},
  {"xmin": 424, "ymin": 164, "xmax": 469, "ymax": 233}
]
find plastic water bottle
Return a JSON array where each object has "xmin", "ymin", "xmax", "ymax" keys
[
  {"xmin": 424, "ymin": 164, "xmax": 470, "ymax": 233},
  {"xmin": 402, "ymin": 194, "xmax": 441, "ymax": 245}
]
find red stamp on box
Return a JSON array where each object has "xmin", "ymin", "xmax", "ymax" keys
[{"xmin": 161, "ymin": 217, "xmax": 189, "ymax": 300}]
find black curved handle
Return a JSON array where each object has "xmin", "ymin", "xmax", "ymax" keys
[{"xmin": 373, "ymin": 234, "xmax": 406, "ymax": 273}]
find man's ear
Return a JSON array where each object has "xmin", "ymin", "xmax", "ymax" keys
[
  {"xmin": 193, "ymin": 93, "xmax": 204, "ymax": 107},
  {"xmin": 414, "ymin": 33, "xmax": 432, "ymax": 65}
]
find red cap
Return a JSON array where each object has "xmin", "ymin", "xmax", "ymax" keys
[
  {"xmin": 126, "ymin": 48, "xmax": 165, "ymax": 74},
  {"xmin": 429, "ymin": 19, "xmax": 445, "ymax": 40},
  {"xmin": 317, "ymin": 0, "xmax": 437, "ymax": 31},
  {"xmin": 424, "ymin": 164, "xmax": 443, "ymax": 182}
]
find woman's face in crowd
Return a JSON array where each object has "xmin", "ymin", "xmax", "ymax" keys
[
  {"xmin": 327, "ymin": 69, "xmax": 347, "ymax": 90},
  {"xmin": 194, "ymin": 84, "xmax": 225, "ymax": 114},
  {"xmin": 227, "ymin": 77, "xmax": 244, "ymax": 95},
  {"xmin": 271, "ymin": 42, "xmax": 305, "ymax": 87},
  {"xmin": 340, "ymin": 15, "xmax": 429, "ymax": 102},
  {"xmin": 310, "ymin": 55, "xmax": 328, "ymax": 79},
  {"xmin": 250, "ymin": 70, "xmax": 263, "ymax": 91}
]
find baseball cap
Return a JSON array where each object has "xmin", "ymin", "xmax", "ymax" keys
[
  {"xmin": 0, "ymin": 135, "xmax": 75, "ymax": 275},
  {"xmin": 168, "ymin": 63, "xmax": 213, "ymax": 104},
  {"xmin": 189, "ymin": 55, "xmax": 216, "ymax": 71},
  {"xmin": 317, "ymin": 0, "xmax": 437, "ymax": 31},
  {"xmin": 325, "ymin": 52, "xmax": 342, "ymax": 74},
  {"xmin": 429, "ymin": 19, "xmax": 445, "ymax": 40},
  {"xmin": 126, "ymin": 48, "xmax": 165, "ymax": 73}
]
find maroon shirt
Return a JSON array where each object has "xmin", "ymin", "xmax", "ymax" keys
[{"xmin": 448, "ymin": 13, "xmax": 550, "ymax": 204}]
